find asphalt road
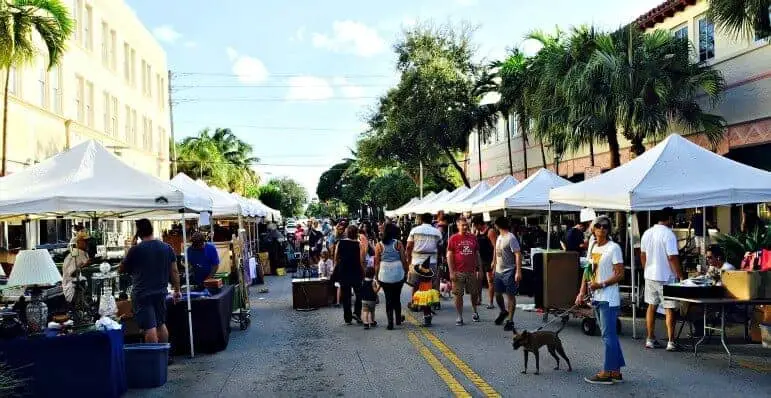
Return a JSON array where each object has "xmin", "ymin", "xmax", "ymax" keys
[{"xmin": 129, "ymin": 276, "xmax": 771, "ymax": 398}]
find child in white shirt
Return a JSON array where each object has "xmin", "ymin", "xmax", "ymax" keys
[{"xmin": 318, "ymin": 249, "xmax": 334, "ymax": 278}]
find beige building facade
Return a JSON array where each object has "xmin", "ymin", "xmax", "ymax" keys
[
  {"xmin": 467, "ymin": 0, "xmax": 771, "ymax": 194},
  {"xmin": 0, "ymin": 0, "xmax": 171, "ymax": 179}
]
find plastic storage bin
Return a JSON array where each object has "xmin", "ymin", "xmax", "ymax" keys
[{"xmin": 124, "ymin": 343, "xmax": 171, "ymax": 388}]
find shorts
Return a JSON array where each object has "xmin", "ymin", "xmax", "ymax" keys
[
  {"xmin": 407, "ymin": 263, "xmax": 437, "ymax": 287},
  {"xmin": 480, "ymin": 261, "xmax": 493, "ymax": 273},
  {"xmin": 451, "ymin": 272, "xmax": 480, "ymax": 298},
  {"xmin": 494, "ymin": 270, "xmax": 518, "ymax": 295},
  {"xmin": 362, "ymin": 300, "xmax": 376, "ymax": 311},
  {"xmin": 133, "ymin": 293, "xmax": 167, "ymax": 331},
  {"xmin": 644, "ymin": 279, "xmax": 677, "ymax": 309}
]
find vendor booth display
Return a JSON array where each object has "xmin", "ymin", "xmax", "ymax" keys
[
  {"xmin": 444, "ymin": 182, "xmax": 491, "ymax": 214},
  {"xmin": 456, "ymin": 175, "xmax": 518, "ymax": 214},
  {"xmin": 549, "ymin": 134, "xmax": 771, "ymax": 339},
  {"xmin": 165, "ymin": 285, "xmax": 235, "ymax": 356}
]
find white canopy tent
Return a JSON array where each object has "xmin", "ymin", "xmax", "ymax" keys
[
  {"xmin": 192, "ymin": 179, "xmax": 244, "ymax": 218},
  {"xmin": 549, "ymin": 134, "xmax": 771, "ymax": 210},
  {"xmin": 472, "ymin": 168, "xmax": 580, "ymax": 213},
  {"xmin": 248, "ymin": 198, "xmax": 282, "ymax": 223},
  {"xmin": 385, "ymin": 197, "xmax": 419, "ymax": 217},
  {"xmin": 443, "ymin": 182, "xmax": 490, "ymax": 214},
  {"xmin": 423, "ymin": 186, "xmax": 469, "ymax": 214},
  {"xmin": 394, "ymin": 192, "xmax": 437, "ymax": 216},
  {"xmin": 548, "ymin": 133, "xmax": 771, "ymax": 339},
  {"xmin": 410, "ymin": 189, "xmax": 450, "ymax": 214},
  {"xmin": 0, "ymin": 141, "xmax": 212, "ymax": 357},
  {"xmin": 459, "ymin": 175, "xmax": 518, "ymax": 214},
  {"xmin": 0, "ymin": 141, "xmax": 211, "ymax": 218}
]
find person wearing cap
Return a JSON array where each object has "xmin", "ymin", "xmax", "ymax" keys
[
  {"xmin": 186, "ymin": 231, "xmax": 220, "ymax": 287},
  {"xmin": 576, "ymin": 215, "xmax": 626, "ymax": 385},
  {"xmin": 62, "ymin": 231, "xmax": 90, "ymax": 303},
  {"xmin": 406, "ymin": 213, "xmax": 443, "ymax": 305}
]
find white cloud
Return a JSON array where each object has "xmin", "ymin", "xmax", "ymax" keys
[
  {"xmin": 286, "ymin": 76, "xmax": 334, "ymax": 101},
  {"xmin": 332, "ymin": 77, "xmax": 365, "ymax": 102},
  {"xmin": 291, "ymin": 26, "xmax": 306, "ymax": 42},
  {"xmin": 183, "ymin": 41, "xmax": 198, "ymax": 48},
  {"xmin": 152, "ymin": 25, "xmax": 183, "ymax": 44},
  {"xmin": 311, "ymin": 21, "xmax": 386, "ymax": 57},
  {"xmin": 225, "ymin": 47, "xmax": 269, "ymax": 84}
]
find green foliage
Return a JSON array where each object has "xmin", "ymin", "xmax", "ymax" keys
[
  {"xmin": 175, "ymin": 128, "xmax": 259, "ymax": 194},
  {"xmin": 306, "ymin": 199, "xmax": 348, "ymax": 219},
  {"xmin": 316, "ymin": 160, "xmax": 352, "ymax": 201},
  {"xmin": 367, "ymin": 169, "xmax": 420, "ymax": 211},
  {"xmin": 265, "ymin": 177, "xmax": 308, "ymax": 217},
  {"xmin": 708, "ymin": 0, "xmax": 771, "ymax": 40},
  {"xmin": 716, "ymin": 226, "xmax": 771, "ymax": 266},
  {"xmin": 256, "ymin": 184, "xmax": 282, "ymax": 212}
]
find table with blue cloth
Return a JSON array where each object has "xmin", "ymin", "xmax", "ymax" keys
[
  {"xmin": 0, "ymin": 329, "xmax": 126, "ymax": 398},
  {"xmin": 165, "ymin": 285, "xmax": 234, "ymax": 356}
]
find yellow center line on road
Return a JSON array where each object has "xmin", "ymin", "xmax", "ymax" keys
[
  {"xmin": 406, "ymin": 330, "xmax": 471, "ymax": 397},
  {"xmin": 405, "ymin": 314, "xmax": 502, "ymax": 398}
]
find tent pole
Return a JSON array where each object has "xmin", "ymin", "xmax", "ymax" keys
[
  {"xmin": 180, "ymin": 213, "xmax": 195, "ymax": 358},
  {"xmin": 702, "ymin": 207, "xmax": 707, "ymax": 265},
  {"xmin": 546, "ymin": 201, "xmax": 552, "ymax": 251},
  {"xmin": 629, "ymin": 211, "xmax": 637, "ymax": 340}
]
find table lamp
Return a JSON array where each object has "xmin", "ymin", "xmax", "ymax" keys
[{"xmin": 7, "ymin": 250, "xmax": 62, "ymax": 333}]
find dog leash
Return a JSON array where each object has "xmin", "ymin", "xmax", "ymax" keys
[{"xmin": 534, "ymin": 298, "xmax": 589, "ymax": 331}]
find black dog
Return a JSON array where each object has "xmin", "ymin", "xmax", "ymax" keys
[{"xmin": 511, "ymin": 318, "xmax": 572, "ymax": 375}]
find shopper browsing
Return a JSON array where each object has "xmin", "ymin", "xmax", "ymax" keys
[
  {"xmin": 406, "ymin": 213, "xmax": 443, "ymax": 303},
  {"xmin": 447, "ymin": 217, "xmax": 481, "ymax": 325},
  {"xmin": 491, "ymin": 217, "xmax": 522, "ymax": 331},
  {"xmin": 186, "ymin": 231, "xmax": 220, "ymax": 287},
  {"xmin": 576, "ymin": 216, "xmax": 626, "ymax": 385},
  {"xmin": 360, "ymin": 267, "xmax": 380, "ymax": 329},
  {"xmin": 640, "ymin": 207, "xmax": 684, "ymax": 351}
]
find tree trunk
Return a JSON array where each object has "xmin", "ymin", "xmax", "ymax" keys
[
  {"xmin": 1, "ymin": 68, "xmax": 10, "ymax": 177},
  {"xmin": 539, "ymin": 139, "xmax": 547, "ymax": 168},
  {"xmin": 504, "ymin": 114, "xmax": 513, "ymax": 175},
  {"xmin": 477, "ymin": 130, "xmax": 483, "ymax": 181},
  {"xmin": 606, "ymin": 127, "xmax": 621, "ymax": 168},
  {"xmin": 589, "ymin": 139, "xmax": 595, "ymax": 167},
  {"xmin": 443, "ymin": 146, "xmax": 471, "ymax": 187},
  {"xmin": 522, "ymin": 130, "xmax": 529, "ymax": 178},
  {"xmin": 429, "ymin": 170, "xmax": 454, "ymax": 191},
  {"xmin": 630, "ymin": 137, "xmax": 645, "ymax": 156}
]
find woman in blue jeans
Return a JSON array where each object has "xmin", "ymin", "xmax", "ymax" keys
[{"xmin": 575, "ymin": 215, "xmax": 626, "ymax": 385}]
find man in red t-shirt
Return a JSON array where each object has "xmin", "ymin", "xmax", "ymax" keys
[{"xmin": 447, "ymin": 217, "xmax": 481, "ymax": 325}]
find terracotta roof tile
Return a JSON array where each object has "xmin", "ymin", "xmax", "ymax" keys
[{"xmin": 634, "ymin": 0, "xmax": 697, "ymax": 29}]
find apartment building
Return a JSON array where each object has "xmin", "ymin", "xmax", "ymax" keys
[
  {"xmin": 466, "ymin": 0, "xmax": 771, "ymax": 192},
  {"xmin": 0, "ymin": 0, "xmax": 171, "ymax": 180}
]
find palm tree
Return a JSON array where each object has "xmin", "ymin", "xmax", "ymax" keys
[
  {"xmin": 708, "ymin": 0, "xmax": 771, "ymax": 40},
  {"xmin": 0, "ymin": 0, "xmax": 73, "ymax": 176},
  {"xmin": 497, "ymin": 49, "xmax": 532, "ymax": 177},
  {"xmin": 588, "ymin": 27, "xmax": 726, "ymax": 156},
  {"xmin": 210, "ymin": 128, "xmax": 259, "ymax": 193},
  {"xmin": 176, "ymin": 129, "xmax": 231, "ymax": 187}
]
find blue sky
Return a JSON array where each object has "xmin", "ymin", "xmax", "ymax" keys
[{"xmin": 127, "ymin": 0, "xmax": 663, "ymax": 197}]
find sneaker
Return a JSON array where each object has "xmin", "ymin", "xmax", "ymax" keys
[
  {"xmin": 645, "ymin": 339, "xmax": 663, "ymax": 349},
  {"xmin": 584, "ymin": 371, "xmax": 614, "ymax": 385},
  {"xmin": 371, "ymin": 321, "xmax": 378, "ymax": 328},
  {"xmin": 609, "ymin": 371, "xmax": 623, "ymax": 383},
  {"xmin": 494, "ymin": 311, "xmax": 509, "ymax": 325},
  {"xmin": 364, "ymin": 324, "xmax": 370, "ymax": 330},
  {"xmin": 486, "ymin": 304, "xmax": 496, "ymax": 310},
  {"xmin": 503, "ymin": 320, "xmax": 515, "ymax": 331},
  {"xmin": 456, "ymin": 317, "xmax": 464, "ymax": 326},
  {"xmin": 472, "ymin": 313, "xmax": 480, "ymax": 322},
  {"xmin": 396, "ymin": 315, "xmax": 405, "ymax": 326},
  {"xmin": 387, "ymin": 324, "xmax": 394, "ymax": 330},
  {"xmin": 666, "ymin": 341, "xmax": 680, "ymax": 352}
]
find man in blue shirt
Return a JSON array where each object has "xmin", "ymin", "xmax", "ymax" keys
[{"xmin": 186, "ymin": 231, "xmax": 220, "ymax": 287}]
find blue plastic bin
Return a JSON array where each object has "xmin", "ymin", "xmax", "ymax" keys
[{"xmin": 124, "ymin": 343, "xmax": 170, "ymax": 389}]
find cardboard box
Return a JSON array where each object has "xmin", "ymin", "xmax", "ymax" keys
[{"xmin": 722, "ymin": 271, "xmax": 763, "ymax": 300}]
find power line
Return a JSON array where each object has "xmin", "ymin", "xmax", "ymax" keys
[
  {"xmin": 171, "ymin": 84, "xmax": 392, "ymax": 89},
  {"xmin": 173, "ymin": 121, "xmax": 362, "ymax": 132},
  {"xmin": 174, "ymin": 72, "xmax": 394, "ymax": 78},
  {"xmin": 174, "ymin": 96, "xmax": 378, "ymax": 103}
]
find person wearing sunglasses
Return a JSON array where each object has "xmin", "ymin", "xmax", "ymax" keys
[{"xmin": 577, "ymin": 215, "xmax": 626, "ymax": 385}]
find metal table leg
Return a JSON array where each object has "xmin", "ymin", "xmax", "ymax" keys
[
  {"xmin": 694, "ymin": 305, "xmax": 708, "ymax": 355},
  {"xmin": 719, "ymin": 304, "xmax": 731, "ymax": 366}
]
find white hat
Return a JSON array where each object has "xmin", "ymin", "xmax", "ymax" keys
[{"xmin": 580, "ymin": 208, "xmax": 597, "ymax": 223}]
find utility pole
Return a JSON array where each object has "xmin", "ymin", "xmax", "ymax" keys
[
  {"xmin": 419, "ymin": 161, "xmax": 424, "ymax": 199},
  {"xmin": 168, "ymin": 70, "xmax": 177, "ymax": 176}
]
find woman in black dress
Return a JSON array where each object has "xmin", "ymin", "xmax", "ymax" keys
[{"xmin": 333, "ymin": 225, "xmax": 364, "ymax": 324}]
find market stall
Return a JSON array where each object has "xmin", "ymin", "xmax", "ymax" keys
[
  {"xmin": 385, "ymin": 197, "xmax": 419, "ymax": 218},
  {"xmin": 454, "ymin": 175, "xmax": 518, "ymax": 214},
  {"xmin": 442, "ymin": 182, "xmax": 490, "ymax": 214},
  {"xmin": 549, "ymin": 134, "xmax": 771, "ymax": 339},
  {"xmin": 392, "ymin": 191, "xmax": 437, "ymax": 217},
  {"xmin": 409, "ymin": 189, "xmax": 450, "ymax": 215}
]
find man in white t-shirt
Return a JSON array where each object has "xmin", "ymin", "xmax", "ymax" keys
[
  {"xmin": 406, "ymin": 213, "xmax": 443, "ymax": 297},
  {"xmin": 640, "ymin": 207, "xmax": 684, "ymax": 351}
]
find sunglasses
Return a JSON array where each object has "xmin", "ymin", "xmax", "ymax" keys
[{"xmin": 594, "ymin": 224, "xmax": 610, "ymax": 230}]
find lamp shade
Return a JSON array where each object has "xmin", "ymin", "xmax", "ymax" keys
[{"xmin": 7, "ymin": 249, "xmax": 62, "ymax": 287}]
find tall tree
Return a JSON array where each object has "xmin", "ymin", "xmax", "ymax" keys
[
  {"xmin": 266, "ymin": 177, "xmax": 308, "ymax": 217},
  {"xmin": 708, "ymin": 0, "xmax": 771, "ymax": 40},
  {"xmin": 0, "ymin": 0, "xmax": 73, "ymax": 176},
  {"xmin": 497, "ymin": 49, "xmax": 532, "ymax": 177}
]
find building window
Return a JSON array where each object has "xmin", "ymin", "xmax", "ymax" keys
[
  {"xmin": 101, "ymin": 21, "xmax": 108, "ymax": 65},
  {"xmin": 124, "ymin": 105, "xmax": 131, "ymax": 141},
  {"xmin": 145, "ymin": 63, "xmax": 152, "ymax": 98},
  {"xmin": 75, "ymin": 75, "xmax": 84, "ymax": 123},
  {"xmin": 8, "ymin": 66, "xmax": 17, "ymax": 95},
  {"xmin": 111, "ymin": 96, "xmax": 118, "ymax": 135},
  {"xmin": 102, "ymin": 91, "xmax": 110, "ymax": 133},
  {"xmin": 38, "ymin": 58, "xmax": 49, "ymax": 109},
  {"xmin": 85, "ymin": 81, "xmax": 94, "ymax": 127},
  {"xmin": 673, "ymin": 25, "xmax": 688, "ymax": 41},
  {"xmin": 509, "ymin": 114, "xmax": 520, "ymax": 137},
  {"xmin": 84, "ymin": 5, "xmax": 93, "ymax": 51},
  {"xmin": 50, "ymin": 65, "xmax": 61, "ymax": 114},
  {"xmin": 160, "ymin": 76, "xmax": 165, "ymax": 111},
  {"xmin": 698, "ymin": 18, "xmax": 715, "ymax": 62},
  {"xmin": 123, "ymin": 42, "xmax": 130, "ymax": 82},
  {"xmin": 141, "ymin": 59, "xmax": 147, "ymax": 94},
  {"xmin": 110, "ymin": 30, "xmax": 117, "ymax": 70},
  {"xmin": 71, "ymin": 0, "xmax": 81, "ymax": 42},
  {"xmin": 130, "ymin": 49, "xmax": 136, "ymax": 87},
  {"xmin": 131, "ymin": 110, "xmax": 138, "ymax": 146}
]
